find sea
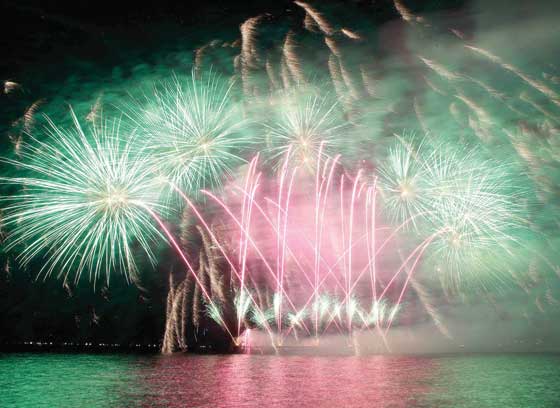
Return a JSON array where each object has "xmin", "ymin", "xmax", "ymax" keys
[{"xmin": 1, "ymin": 352, "xmax": 559, "ymax": 407}]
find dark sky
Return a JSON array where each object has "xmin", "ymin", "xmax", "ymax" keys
[
  {"xmin": 0, "ymin": 0, "xmax": 466, "ymax": 349},
  {"xmin": 1, "ymin": 0, "xmax": 559, "ymax": 352},
  {"xmin": 0, "ymin": 1, "xmax": 467, "ymax": 75}
]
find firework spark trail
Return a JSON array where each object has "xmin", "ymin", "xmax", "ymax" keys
[
  {"xmin": 465, "ymin": 45, "xmax": 560, "ymax": 108},
  {"xmin": 168, "ymin": 181, "xmax": 278, "ymax": 341},
  {"xmin": 419, "ymin": 56, "xmax": 462, "ymax": 82},
  {"xmin": 450, "ymin": 28, "xmax": 465, "ymax": 40},
  {"xmin": 393, "ymin": 0, "xmax": 415, "ymax": 22},
  {"xmin": 341, "ymin": 28, "xmax": 362, "ymax": 41},
  {"xmin": 338, "ymin": 175, "xmax": 347, "ymax": 334},
  {"xmin": 3, "ymin": 80, "xmax": 21, "ymax": 94},
  {"xmin": 320, "ymin": 31, "xmax": 365, "ymax": 100},
  {"xmin": 313, "ymin": 145, "xmax": 326, "ymax": 337},
  {"xmin": 414, "ymin": 97, "xmax": 429, "ymax": 133},
  {"xmin": 466, "ymin": 76, "xmax": 506, "ymax": 101},
  {"xmin": 520, "ymin": 92, "xmax": 560, "ymax": 125},
  {"xmin": 243, "ymin": 193, "xmax": 319, "ymax": 288},
  {"xmin": 239, "ymin": 156, "xmax": 259, "ymax": 265},
  {"xmin": 318, "ymin": 296, "xmax": 390, "ymax": 349},
  {"xmin": 216, "ymin": 168, "xmax": 413, "ymax": 341},
  {"xmin": 162, "ymin": 273, "xmax": 195, "ymax": 353},
  {"xmin": 297, "ymin": 180, "xmax": 394, "ymax": 330},
  {"xmin": 192, "ymin": 268, "xmax": 202, "ymax": 334},
  {"xmin": 410, "ymin": 273, "xmax": 452, "ymax": 339},
  {"xmin": 393, "ymin": 0, "xmax": 426, "ymax": 24},
  {"xmin": 197, "ymin": 247, "xmax": 214, "ymax": 332},
  {"xmin": 424, "ymin": 76, "xmax": 447, "ymax": 96},
  {"xmin": 342, "ymin": 212, "xmax": 434, "ymax": 301},
  {"xmin": 240, "ymin": 173, "xmax": 259, "ymax": 305},
  {"xmin": 238, "ymin": 164, "xmax": 264, "ymax": 335},
  {"xmin": 346, "ymin": 169, "xmax": 363, "ymax": 332},
  {"xmin": 324, "ymin": 37, "xmax": 341, "ymax": 58},
  {"xmin": 543, "ymin": 71, "xmax": 560, "ymax": 84},
  {"xmin": 465, "ymin": 116, "xmax": 491, "ymax": 144},
  {"xmin": 449, "ymin": 102, "xmax": 465, "ymax": 126},
  {"xmin": 279, "ymin": 58, "xmax": 292, "ymax": 89},
  {"xmin": 383, "ymin": 232, "xmax": 444, "ymax": 333},
  {"xmin": 255, "ymin": 194, "xmax": 367, "ymax": 313},
  {"xmin": 322, "ymin": 217, "xmax": 430, "ymax": 335},
  {"xmin": 233, "ymin": 54, "xmax": 242, "ymax": 77},
  {"xmin": 276, "ymin": 155, "xmax": 289, "ymax": 333},
  {"xmin": 201, "ymin": 189, "xmax": 312, "ymax": 336},
  {"xmin": 276, "ymin": 163, "xmax": 299, "ymax": 334},
  {"xmin": 8, "ymin": 132, "xmax": 23, "ymax": 157},
  {"xmin": 193, "ymin": 39, "xmax": 231, "ymax": 76},
  {"xmin": 315, "ymin": 154, "xmax": 342, "ymax": 293},
  {"xmin": 142, "ymin": 205, "xmax": 236, "ymax": 342},
  {"xmin": 294, "ymin": 1, "xmax": 335, "ymax": 36},
  {"xmin": 328, "ymin": 55, "xmax": 350, "ymax": 106},
  {"xmin": 283, "ymin": 31, "xmax": 306, "ymax": 85},
  {"xmin": 240, "ymin": 16, "xmax": 263, "ymax": 67},
  {"xmin": 378, "ymin": 139, "xmax": 429, "ymax": 229},
  {"xmin": 365, "ymin": 184, "xmax": 378, "ymax": 306},
  {"xmin": 12, "ymin": 99, "xmax": 45, "ymax": 134},
  {"xmin": 265, "ymin": 58, "xmax": 281, "ymax": 91},
  {"xmin": 304, "ymin": 13, "xmax": 319, "ymax": 33},
  {"xmin": 360, "ymin": 65, "xmax": 378, "ymax": 97},
  {"xmin": 162, "ymin": 272, "xmax": 176, "ymax": 353},
  {"xmin": 197, "ymin": 226, "xmax": 227, "ymax": 306},
  {"xmin": 240, "ymin": 15, "xmax": 266, "ymax": 95},
  {"xmin": 176, "ymin": 281, "xmax": 188, "ymax": 349},
  {"xmin": 308, "ymin": 155, "xmax": 352, "ymax": 332},
  {"xmin": 287, "ymin": 225, "xmax": 387, "ymax": 320},
  {"xmin": 245, "ymin": 180, "xmax": 270, "ymax": 328},
  {"xmin": 535, "ymin": 296, "xmax": 545, "ymax": 314},
  {"xmin": 546, "ymin": 288, "xmax": 559, "ymax": 305},
  {"xmin": 338, "ymin": 57, "xmax": 364, "ymax": 100},
  {"xmin": 180, "ymin": 278, "xmax": 191, "ymax": 347},
  {"xmin": 455, "ymin": 93, "xmax": 493, "ymax": 129},
  {"xmin": 86, "ymin": 93, "xmax": 103, "ymax": 123},
  {"xmin": 194, "ymin": 43, "xmax": 211, "ymax": 74}
]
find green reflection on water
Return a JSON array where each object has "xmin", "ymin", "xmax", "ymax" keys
[
  {"xmin": 0, "ymin": 353, "xmax": 149, "ymax": 408},
  {"xmin": 2, "ymin": 353, "xmax": 560, "ymax": 408},
  {"xmin": 425, "ymin": 354, "xmax": 560, "ymax": 408}
]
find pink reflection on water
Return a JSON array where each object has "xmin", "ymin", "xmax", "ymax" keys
[{"xmin": 137, "ymin": 354, "xmax": 437, "ymax": 408}]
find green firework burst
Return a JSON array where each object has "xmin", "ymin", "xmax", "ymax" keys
[{"xmin": 1, "ymin": 109, "xmax": 166, "ymax": 283}]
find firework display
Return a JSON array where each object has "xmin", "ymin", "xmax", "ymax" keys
[
  {"xmin": 2, "ymin": 1, "xmax": 559, "ymax": 354},
  {"xmin": 1, "ymin": 110, "xmax": 166, "ymax": 284},
  {"xmin": 125, "ymin": 71, "xmax": 252, "ymax": 199}
]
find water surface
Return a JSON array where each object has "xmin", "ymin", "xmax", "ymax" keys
[{"xmin": 1, "ymin": 353, "xmax": 559, "ymax": 407}]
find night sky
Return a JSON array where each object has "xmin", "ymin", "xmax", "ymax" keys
[
  {"xmin": 0, "ymin": 0, "xmax": 406, "ymax": 349},
  {"xmin": 1, "ymin": 0, "xmax": 559, "ymax": 352}
]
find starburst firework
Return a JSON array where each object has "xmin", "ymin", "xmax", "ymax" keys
[
  {"xmin": 0, "ymin": 110, "xmax": 166, "ymax": 283},
  {"xmin": 129, "ymin": 71, "xmax": 251, "ymax": 198},
  {"xmin": 264, "ymin": 91, "xmax": 348, "ymax": 172},
  {"xmin": 378, "ymin": 136, "xmax": 529, "ymax": 291}
]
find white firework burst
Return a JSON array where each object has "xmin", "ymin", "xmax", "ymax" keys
[
  {"xmin": 0, "ymin": 109, "xmax": 166, "ymax": 284},
  {"xmin": 129, "ymin": 70, "xmax": 251, "ymax": 198}
]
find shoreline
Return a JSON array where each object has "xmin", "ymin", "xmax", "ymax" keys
[
  {"xmin": 2, "ymin": 342, "xmax": 559, "ymax": 356},
  {"xmin": 0, "ymin": 342, "xmax": 160, "ymax": 354}
]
